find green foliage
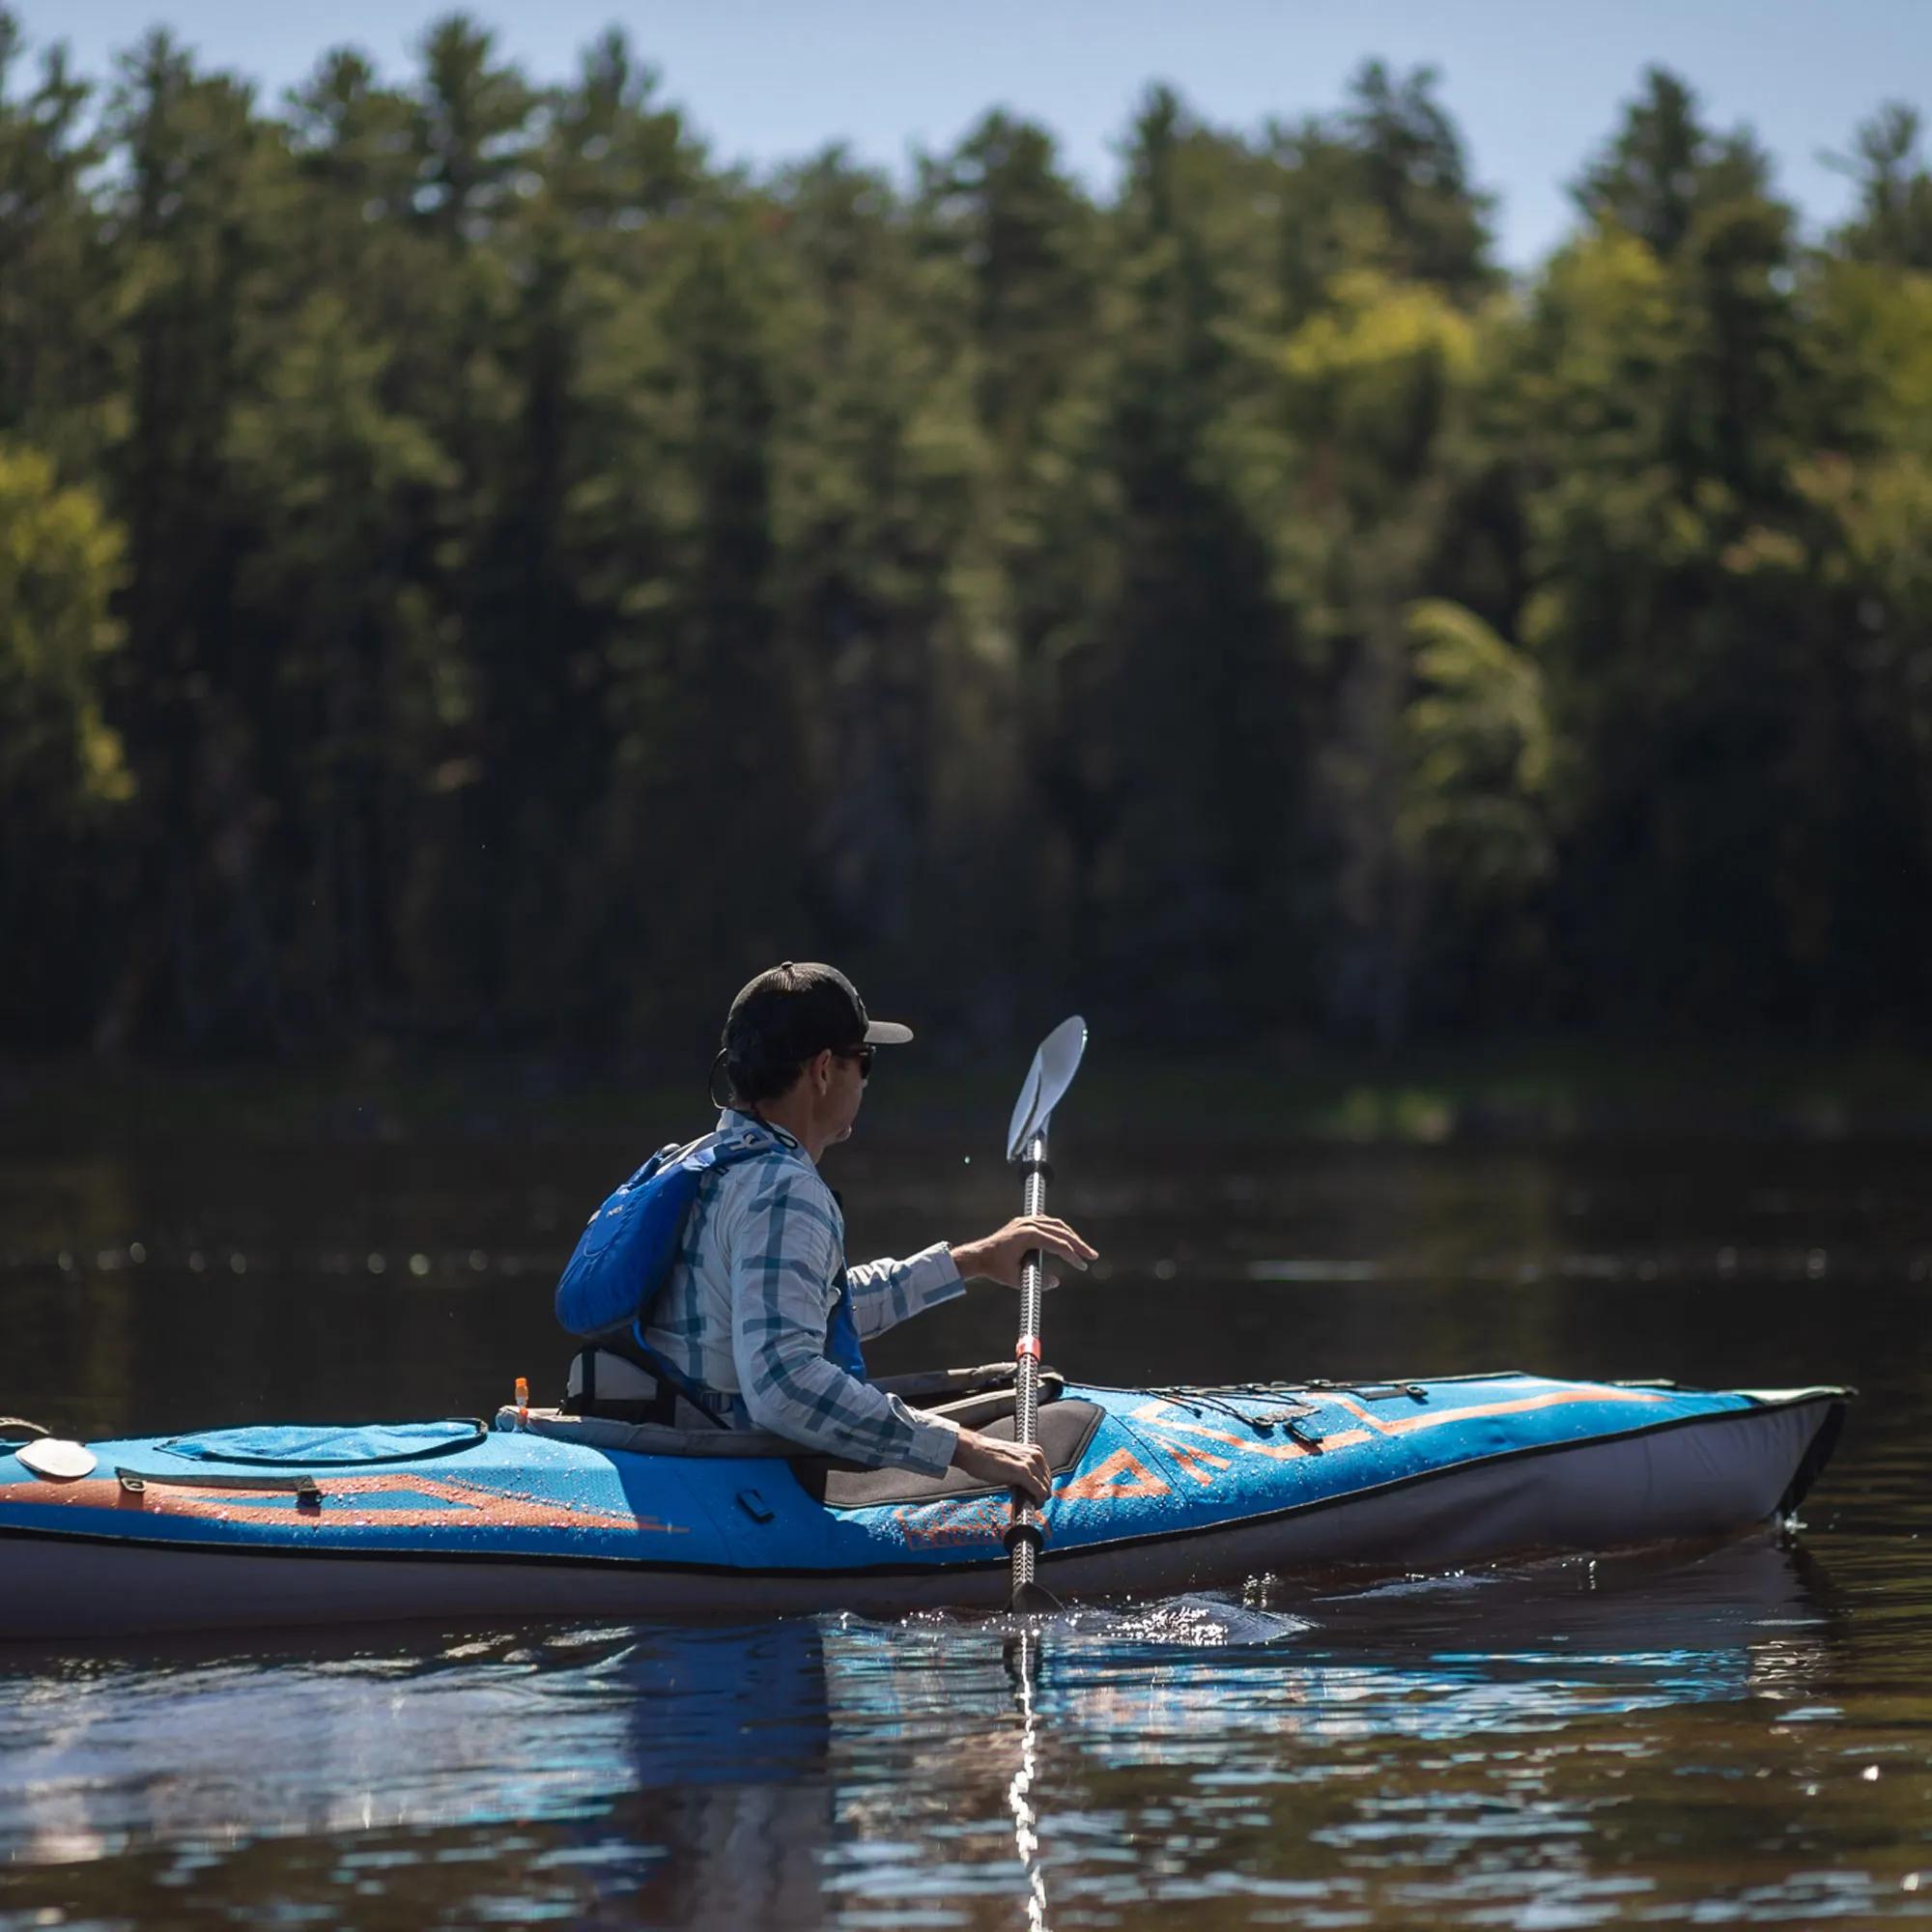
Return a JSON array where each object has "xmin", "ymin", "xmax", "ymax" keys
[
  {"xmin": 0, "ymin": 28, "xmax": 1927, "ymax": 1055},
  {"xmin": 0, "ymin": 440, "xmax": 128, "ymax": 806},
  {"xmin": 1401, "ymin": 598, "xmax": 1550, "ymax": 892},
  {"xmin": 0, "ymin": 440, "xmax": 128, "ymax": 1037},
  {"xmin": 1832, "ymin": 104, "xmax": 1932, "ymax": 271}
]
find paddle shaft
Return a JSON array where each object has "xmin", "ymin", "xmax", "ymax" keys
[{"xmin": 1009, "ymin": 1126, "xmax": 1050, "ymax": 1594}]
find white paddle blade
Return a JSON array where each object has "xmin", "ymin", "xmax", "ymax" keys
[{"xmin": 1006, "ymin": 1015, "xmax": 1088, "ymax": 1160}]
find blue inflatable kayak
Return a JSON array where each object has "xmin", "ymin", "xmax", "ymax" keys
[{"xmin": 0, "ymin": 1369, "xmax": 1846, "ymax": 1639}]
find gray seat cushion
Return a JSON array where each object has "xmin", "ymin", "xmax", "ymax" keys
[{"xmin": 789, "ymin": 1399, "xmax": 1102, "ymax": 1509}]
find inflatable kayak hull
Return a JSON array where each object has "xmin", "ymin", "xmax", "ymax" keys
[{"xmin": 0, "ymin": 1373, "xmax": 1847, "ymax": 1639}]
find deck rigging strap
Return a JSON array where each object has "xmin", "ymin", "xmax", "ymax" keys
[{"xmin": 117, "ymin": 1467, "xmax": 322, "ymax": 1497}]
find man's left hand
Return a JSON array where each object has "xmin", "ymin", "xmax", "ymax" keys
[{"xmin": 952, "ymin": 1216, "xmax": 1098, "ymax": 1290}]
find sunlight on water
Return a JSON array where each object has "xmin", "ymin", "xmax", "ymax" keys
[{"xmin": 0, "ymin": 1531, "xmax": 1904, "ymax": 1928}]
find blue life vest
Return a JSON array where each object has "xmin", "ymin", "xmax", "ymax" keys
[{"xmin": 554, "ymin": 1129, "xmax": 867, "ymax": 1400}]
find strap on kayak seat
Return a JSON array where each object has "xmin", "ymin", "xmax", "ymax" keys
[{"xmin": 564, "ymin": 1348, "xmax": 685, "ymax": 1426}]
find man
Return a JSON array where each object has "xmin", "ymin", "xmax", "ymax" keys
[{"xmin": 613, "ymin": 961, "xmax": 1097, "ymax": 1501}]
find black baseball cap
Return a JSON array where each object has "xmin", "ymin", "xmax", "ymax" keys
[{"xmin": 724, "ymin": 962, "xmax": 914, "ymax": 1065}]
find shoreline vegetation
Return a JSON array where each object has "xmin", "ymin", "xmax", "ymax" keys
[
  {"xmin": 4, "ymin": 21, "xmax": 1932, "ymax": 1064},
  {"xmin": 6, "ymin": 1040, "xmax": 1931, "ymax": 1150}
]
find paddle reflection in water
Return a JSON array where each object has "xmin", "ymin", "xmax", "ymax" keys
[
  {"xmin": 0, "ymin": 1534, "xmax": 1833, "ymax": 1929},
  {"xmin": 1005, "ymin": 1625, "xmax": 1052, "ymax": 1932}
]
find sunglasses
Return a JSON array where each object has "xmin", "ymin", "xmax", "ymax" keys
[{"xmin": 832, "ymin": 1043, "xmax": 875, "ymax": 1081}]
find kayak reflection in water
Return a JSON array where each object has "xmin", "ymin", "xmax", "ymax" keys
[{"xmin": 558, "ymin": 962, "xmax": 1098, "ymax": 1501}]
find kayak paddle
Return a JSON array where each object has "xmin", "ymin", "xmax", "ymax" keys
[{"xmin": 1003, "ymin": 1015, "xmax": 1088, "ymax": 1615}]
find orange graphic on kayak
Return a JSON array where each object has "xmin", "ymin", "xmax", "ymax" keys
[
  {"xmin": 895, "ymin": 1497, "xmax": 1010, "ymax": 1548},
  {"xmin": 1146, "ymin": 1433, "xmax": 1233, "ymax": 1487},
  {"xmin": 0, "ymin": 1471, "xmax": 687, "ymax": 1536},
  {"xmin": 1322, "ymin": 1384, "xmax": 1669, "ymax": 1437},
  {"xmin": 1058, "ymin": 1448, "xmax": 1169, "ymax": 1502}
]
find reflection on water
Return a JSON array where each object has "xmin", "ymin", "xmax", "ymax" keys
[
  {"xmin": 3, "ymin": 1129, "xmax": 1932, "ymax": 1926},
  {"xmin": 1007, "ymin": 1627, "xmax": 1050, "ymax": 1932},
  {"xmin": 0, "ymin": 1535, "xmax": 1902, "ymax": 1929}
]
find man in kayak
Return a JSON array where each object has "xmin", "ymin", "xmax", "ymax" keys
[{"xmin": 570, "ymin": 962, "xmax": 1097, "ymax": 1502}]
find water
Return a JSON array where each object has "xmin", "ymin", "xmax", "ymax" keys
[{"xmin": 1, "ymin": 1122, "xmax": 1928, "ymax": 1927}]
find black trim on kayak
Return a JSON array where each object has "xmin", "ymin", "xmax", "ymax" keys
[
  {"xmin": 0, "ymin": 1390, "xmax": 1850, "ymax": 1587},
  {"xmin": 1778, "ymin": 1397, "xmax": 1847, "ymax": 1515}
]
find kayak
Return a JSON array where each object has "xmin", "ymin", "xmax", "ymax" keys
[{"xmin": 0, "ymin": 1368, "xmax": 1847, "ymax": 1640}]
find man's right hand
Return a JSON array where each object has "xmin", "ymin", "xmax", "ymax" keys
[{"xmin": 952, "ymin": 1427, "xmax": 1051, "ymax": 1505}]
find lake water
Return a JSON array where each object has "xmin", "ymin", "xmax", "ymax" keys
[{"xmin": 0, "ymin": 1115, "xmax": 1927, "ymax": 1928}]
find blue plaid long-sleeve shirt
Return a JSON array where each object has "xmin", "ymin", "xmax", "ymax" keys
[{"xmin": 639, "ymin": 1110, "xmax": 967, "ymax": 1474}]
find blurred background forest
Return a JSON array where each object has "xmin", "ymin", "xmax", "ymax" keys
[{"xmin": 4, "ymin": 9, "xmax": 1932, "ymax": 1069}]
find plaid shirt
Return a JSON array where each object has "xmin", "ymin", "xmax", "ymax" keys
[{"xmin": 639, "ymin": 1110, "xmax": 966, "ymax": 1474}]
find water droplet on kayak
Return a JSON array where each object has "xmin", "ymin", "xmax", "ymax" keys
[
  {"xmin": 229, "ymin": 1253, "xmax": 246, "ymax": 1275},
  {"xmin": 409, "ymin": 1254, "xmax": 431, "ymax": 1278},
  {"xmin": 367, "ymin": 1253, "xmax": 387, "ymax": 1275},
  {"xmin": 128, "ymin": 1241, "xmax": 146, "ymax": 1264},
  {"xmin": 469, "ymin": 1250, "xmax": 488, "ymax": 1272}
]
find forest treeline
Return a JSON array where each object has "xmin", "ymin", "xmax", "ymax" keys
[{"xmin": 4, "ymin": 14, "xmax": 1932, "ymax": 1061}]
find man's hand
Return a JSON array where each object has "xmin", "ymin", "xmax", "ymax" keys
[
  {"xmin": 952, "ymin": 1215, "xmax": 1097, "ymax": 1290},
  {"xmin": 952, "ymin": 1427, "xmax": 1051, "ymax": 1505}
]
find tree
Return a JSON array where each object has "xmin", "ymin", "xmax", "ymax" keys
[
  {"xmin": 0, "ymin": 11, "xmax": 110, "ymax": 469},
  {"xmin": 1399, "ymin": 599, "xmax": 1552, "ymax": 1017},
  {"xmin": 1830, "ymin": 104, "xmax": 1932, "ymax": 271},
  {"xmin": 0, "ymin": 441, "xmax": 129, "ymax": 1035}
]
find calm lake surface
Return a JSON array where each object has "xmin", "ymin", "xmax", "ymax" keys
[{"xmin": 1, "ymin": 1108, "xmax": 1928, "ymax": 1929}]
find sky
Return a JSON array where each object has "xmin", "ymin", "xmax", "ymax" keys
[{"xmin": 23, "ymin": 0, "xmax": 1932, "ymax": 268}]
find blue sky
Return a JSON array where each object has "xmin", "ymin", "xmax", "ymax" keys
[{"xmin": 23, "ymin": 0, "xmax": 1930, "ymax": 268}]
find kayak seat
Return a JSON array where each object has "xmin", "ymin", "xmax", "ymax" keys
[
  {"xmin": 503, "ymin": 1367, "xmax": 1071, "ymax": 1471},
  {"xmin": 561, "ymin": 1353, "xmax": 1052, "ymax": 1428},
  {"xmin": 789, "ymin": 1399, "xmax": 1103, "ymax": 1509}
]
